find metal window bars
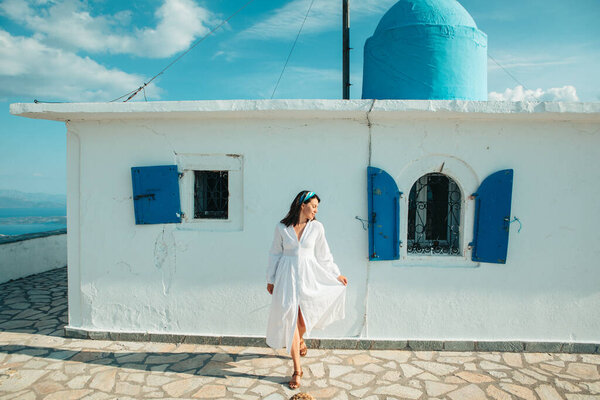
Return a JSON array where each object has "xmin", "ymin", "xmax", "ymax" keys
[
  {"xmin": 407, "ymin": 173, "xmax": 461, "ymax": 255},
  {"xmin": 194, "ymin": 171, "xmax": 229, "ymax": 219}
]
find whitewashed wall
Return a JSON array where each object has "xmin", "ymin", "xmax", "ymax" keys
[
  {"xmin": 0, "ymin": 232, "xmax": 67, "ymax": 284},
  {"xmin": 367, "ymin": 109, "xmax": 600, "ymax": 343},
  {"xmin": 11, "ymin": 100, "xmax": 600, "ymax": 343}
]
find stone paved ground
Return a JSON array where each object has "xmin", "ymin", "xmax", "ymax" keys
[{"xmin": 1, "ymin": 268, "xmax": 599, "ymax": 400}]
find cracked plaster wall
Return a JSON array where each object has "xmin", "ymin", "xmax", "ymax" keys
[
  {"xmin": 62, "ymin": 107, "xmax": 600, "ymax": 343},
  {"xmin": 69, "ymin": 117, "xmax": 367, "ymax": 338},
  {"xmin": 366, "ymin": 117, "xmax": 600, "ymax": 343}
]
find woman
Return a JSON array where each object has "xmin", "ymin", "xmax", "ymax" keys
[{"xmin": 266, "ymin": 190, "xmax": 348, "ymax": 390}]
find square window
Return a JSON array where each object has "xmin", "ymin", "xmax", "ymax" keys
[
  {"xmin": 194, "ymin": 171, "xmax": 229, "ymax": 219},
  {"xmin": 176, "ymin": 153, "xmax": 243, "ymax": 231}
]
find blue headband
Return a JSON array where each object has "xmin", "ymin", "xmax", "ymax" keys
[{"xmin": 300, "ymin": 191, "xmax": 315, "ymax": 204}]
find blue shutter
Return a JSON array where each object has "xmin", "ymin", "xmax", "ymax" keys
[
  {"xmin": 368, "ymin": 167, "xmax": 400, "ymax": 260},
  {"xmin": 471, "ymin": 169, "xmax": 514, "ymax": 263},
  {"xmin": 131, "ymin": 165, "xmax": 182, "ymax": 225}
]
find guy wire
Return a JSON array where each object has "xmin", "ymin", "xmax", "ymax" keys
[
  {"xmin": 270, "ymin": 0, "xmax": 317, "ymax": 99},
  {"xmin": 488, "ymin": 53, "xmax": 529, "ymax": 91},
  {"xmin": 111, "ymin": 0, "xmax": 258, "ymax": 103}
]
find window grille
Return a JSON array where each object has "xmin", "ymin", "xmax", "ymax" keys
[
  {"xmin": 408, "ymin": 173, "xmax": 461, "ymax": 255},
  {"xmin": 194, "ymin": 171, "xmax": 229, "ymax": 219}
]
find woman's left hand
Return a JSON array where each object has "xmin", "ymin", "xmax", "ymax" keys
[{"xmin": 337, "ymin": 275, "xmax": 348, "ymax": 286}]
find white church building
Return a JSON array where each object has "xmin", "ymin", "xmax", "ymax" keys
[{"xmin": 10, "ymin": 0, "xmax": 600, "ymax": 353}]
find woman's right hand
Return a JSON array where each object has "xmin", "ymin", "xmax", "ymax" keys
[{"xmin": 267, "ymin": 283, "xmax": 274, "ymax": 295}]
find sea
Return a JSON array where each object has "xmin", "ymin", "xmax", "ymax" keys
[{"xmin": 0, "ymin": 207, "xmax": 67, "ymax": 236}]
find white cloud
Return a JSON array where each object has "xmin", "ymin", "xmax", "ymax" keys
[
  {"xmin": 488, "ymin": 85, "xmax": 580, "ymax": 102},
  {"xmin": 0, "ymin": 0, "xmax": 214, "ymax": 58},
  {"xmin": 239, "ymin": 0, "xmax": 396, "ymax": 40},
  {"xmin": 0, "ymin": 29, "xmax": 154, "ymax": 101},
  {"xmin": 134, "ymin": 0, "xmax": 214, "ymax": 57},
  {"xmin": 0, "ymin": 0, "xmax": 213, "ymax": 100},
  {"xmin": 488, "ymin": 56, "xmax": 577, "ymax": 71},
  {"xmin": 212, "ymin": 50, "xmax": 240, "ymax": 62}
]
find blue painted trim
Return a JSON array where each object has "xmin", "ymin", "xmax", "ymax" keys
[
  {"xmin": 471, "ymin": 169, "xmax": 514, "ymax": 263},
  {"xmin": 131, "ymin": 165, "xmax": 182, "ymax": 225},
  {"xmin": 368, "ymin": 167, "xmax": 400, "ymax": 260}
]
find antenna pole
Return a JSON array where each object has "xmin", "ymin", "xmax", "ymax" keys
[{"xmin": 343, "ymin": 0, "xmax": 350, "ymax": 99}]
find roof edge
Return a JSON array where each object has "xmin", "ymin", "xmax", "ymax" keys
[{"xmin": 9, "ymin": 99, "xmax": 600, "ymax": 122}]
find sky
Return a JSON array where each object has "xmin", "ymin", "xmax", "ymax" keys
[{"xmin": 0, "ymin": 0, "xmax": 599, "ymax": 196}]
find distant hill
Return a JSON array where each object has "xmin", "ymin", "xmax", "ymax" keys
[{"xmin": 0, "ymin": 190, "xmax": 66, "ymax": 208}]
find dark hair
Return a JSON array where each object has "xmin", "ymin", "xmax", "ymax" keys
[{"xmin": 280, "ymin": 190, "xmax": 321, "ymax": 227}]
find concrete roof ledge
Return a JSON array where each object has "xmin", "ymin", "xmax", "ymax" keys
[
  {"xmin": 10, "ymin": 99, "xmax": 600, "ymax": 122},
  {"xmin": 10, "ymin": 99, "xmax": 373, "ymax": 121},
  {"xmin": 371, "ymin": 99, "xmax": 600, "ymax": 117}
]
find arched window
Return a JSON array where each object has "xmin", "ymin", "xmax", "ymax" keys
[{"xmin": 407, "ymin": 173, "xmax": 461, "ymax": 255}]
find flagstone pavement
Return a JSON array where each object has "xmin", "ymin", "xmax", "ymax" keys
[{"xmin": 1, "ymin": 268, "xmax": 599, "ymax": 400}]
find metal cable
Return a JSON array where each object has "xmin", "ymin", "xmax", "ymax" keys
[
  {"xmin": 488, "ymin": 53, "xmax": 529, "ymax": 91},
  {"xmin": 111, "ymin": 0, "xmax": 258, "ymax": 102},
  {"xmin": 270, "ymin": 0, "xmax": 317, "ymax": 99}
]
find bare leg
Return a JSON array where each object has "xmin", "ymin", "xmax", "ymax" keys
[
  {"xmin": 297, "ymin": 308, "xmax": 307, "ymax": 356},
  {"xmin": 289, "ymin": 322, "xmax": 301, "ymax": 387},
  {"xmin": 298, "ymin": 308, "xmax": 306, "ymax": 339},
  {"xmin": 289, "ymin": 308, "xmax": 304, "ymax": 388}
]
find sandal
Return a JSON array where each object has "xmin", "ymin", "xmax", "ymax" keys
[
  {"xmin": 288, "ymin": 369, "xmax": 303, "ymax": 389},
  {"xmin": 299, "ymin": 338, "xmax": 308, "ymax": 357}
]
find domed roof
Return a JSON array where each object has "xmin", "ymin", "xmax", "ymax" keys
[{"xmin": 375, "ymin": 0, "xmax": 477, "ymax": 34}]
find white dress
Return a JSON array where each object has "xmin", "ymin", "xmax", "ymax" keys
[{"xmin": 266, "ymin": 220, "xmax": 346, "ymax": 353}]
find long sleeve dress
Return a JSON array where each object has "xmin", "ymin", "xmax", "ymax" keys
[{"xmin": 266, "ymin": 220, "xmax": 346, "ymax": 354}]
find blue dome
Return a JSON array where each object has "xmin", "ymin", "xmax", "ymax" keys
[
  {"xmin": 362, "ymin": 0, "xmax": 487, "ymax": 100},
  {"xmin": 375, "ymin": 0, "xmax": 477, "ymax": 35}
]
